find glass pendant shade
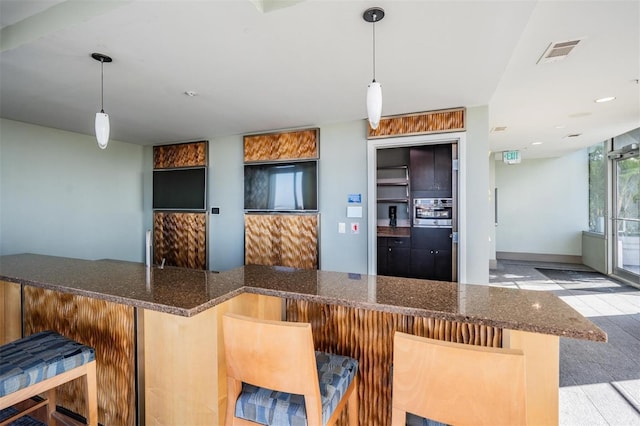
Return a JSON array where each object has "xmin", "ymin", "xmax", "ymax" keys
[
  {"xmin": 367, "ymin": 81, "xmax": 382, "ymax": 130},
  {"xmin": 95, "ymin": 111, "xmax": 110, "ymax": 149}
]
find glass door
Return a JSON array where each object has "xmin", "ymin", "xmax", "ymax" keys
[{"xmin": 612, "ymin": 148, "xmax": 639, "ymax": 282}]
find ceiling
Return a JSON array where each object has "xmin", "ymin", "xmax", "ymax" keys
[{"xmin": 1, "ymin": 0, "xmax": 638, "ymax": 159}]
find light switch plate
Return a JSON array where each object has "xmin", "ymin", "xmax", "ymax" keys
[{"xmin": 338, "ymin": 222, "xmax": 346, "ymax": 234}]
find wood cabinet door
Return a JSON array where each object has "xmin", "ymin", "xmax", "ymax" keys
[
  {"xmin": 410, "ymin": 144, "xmax": 452, "ymax": 198},
  {"xmin": 410, "ymin": 228, "xmax": 452, "ymax": 281},
  {"xmin": 410, "ymin": 146, "xmax": 435, "ymax": 195},
  {"xmin": 388, "ymin": 246, "xmax": 411, "ymax": 277},
  {"xmin": 433, "ymin": 249, "xmax": 453, "ymax": 281},
  {"xmin": 377, "ymin": 238, "xmax": 389, "ymax": 276},
  {"xmin": 153, "ymin": 212, "xmax": 207, "ymax": 270},
  {"xmin": 410, "ymin": 248, "xmax": 434, "ymax": 278}
]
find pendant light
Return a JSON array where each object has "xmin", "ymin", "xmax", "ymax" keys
[
  {"xmin": 92, "ymin": 53, "xmax": 112, "ymax": 149},
  {"xmin": 363, "ymin": 7, "xmax": 384, "ymax": 130}
]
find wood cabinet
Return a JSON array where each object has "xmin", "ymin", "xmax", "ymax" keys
[
  {"xmin": 367, "ymin": 107, "xmax": 465, "ymax": 139},
  {"xmin": 153, "ymin": 141, "xmax": 208, "ymax": 270},
  {"xmin": 410, "ymin": 144, "xmax": 452, "ymax": 198},
  {"xmin": 377, "ymin": 237, "xmax": 411, "ymax": 277},
  {"xmin": 153, "ymin": 211, "xmax": 207, "ymax": 269},
  {"xmin": 410, "ymin": 228, "xmax": 452, "ymax": 281},
  {"xmin": 244, "ymin": 128, "xmax": 319, "ymax": 162},
  {"xmin": 244, "ymin": 214, "xmax": 318, "ymax": 269}
]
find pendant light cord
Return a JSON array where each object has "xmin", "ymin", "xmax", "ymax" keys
[
  {"xmin": 100, "ymin": 58, "xmax": 105, "ymax": 113},
  {"xmin": 372, "ymin": 14, "xmax": 377, "ymax": 82}
]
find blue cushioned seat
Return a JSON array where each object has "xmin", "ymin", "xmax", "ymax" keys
[
  {"xmin": 406, "ymin": 413, "xmax": 448, "ymax": 426},
  {"xmin": 0, "ymin": 331, "xmax": 96, "ymax": 397},
  {"xmin": 234, "ymin": 351, "xmax": 358, "ymax": 426}
]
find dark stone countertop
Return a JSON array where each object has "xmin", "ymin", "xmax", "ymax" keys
[
  {"xmin": 377, "ymin": 226, "xmax": 411, "ymax": 237},
  {"xmin": 0, "ymin": 253, "xmax": 606, "ymax": 342}
]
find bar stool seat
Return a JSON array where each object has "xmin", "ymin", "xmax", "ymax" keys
[
  {"xmin": 0, "ymin": 331, "xmax": 98, "ymax": 426},
  {"xmin": 234, "ymin": 351, "xmax": 358, "ymax": 425}
]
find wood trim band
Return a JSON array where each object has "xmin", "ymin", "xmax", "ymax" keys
[
  {"xmin": 153, "ymin": 141, "xmax": 207, "ymax": 169},
  {"xmin": 286, "ymin": 299, "xmax": 502, "ymax": 425},
  {"xmin": 244, "ymin": 128, "xmax": 319, "ymax": 162},
  {"xmin": 367, "ymin": 108, "xmax": 465, "ymax": 139},
  {"xmin": 23, "ymin": 287, "xmax": 136, "ymax": 426}
]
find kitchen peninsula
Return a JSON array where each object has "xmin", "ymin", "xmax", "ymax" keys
[{"xmin": 0, "ymin": 254, "xmax": 606, "ymax": 425}]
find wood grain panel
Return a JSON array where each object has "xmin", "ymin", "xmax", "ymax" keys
[
  {"xmin": 245, "ymin": 214, "xmax": 318, "ymax": 269},
  {"xmin": 154, "ymin": 211, "xmax": 207, "ymax": 269},
  {"xmin": 23, "ymin": 287, "xmax": 135, "ymax": 426},
  {"xmin": 0, "ymin": 281, "xmax": 21, "ymax": 345},
  {"xmin": 368, "ymin": 108, "xmax": 465, "ymax": 139},
  {"xmin": 286, "ymin": 300, "xmax": 502, "ymax": 426},
  {"xmin": 244, "ymin": 128, "xmax": 319, "ymax": 162},
  {"xmin": 153, "ymin": 141, "xmax": 207, "ymax": 169},
  {"xmin": 504, "ymin": 329, "xmax": 559, "ymax": 426},
  {"xmin": 143, "ymin": 294, "xmax": 282, "ymax": 426}
]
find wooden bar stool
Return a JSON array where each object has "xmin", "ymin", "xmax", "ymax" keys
[
  {"xmin": 391, "ymin": 332, "xmax": 527, "ymax": 426},
  {"xmin": 0, "ymin": 330, "xmax": 98, "ymax": 426},
  {"xmin": 222, "ymin": 313, "xmax": 359, "ymax": 426}
]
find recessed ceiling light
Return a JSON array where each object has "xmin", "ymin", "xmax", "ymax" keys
[
  {"xmin": 594, "ymin": 96, "xmax": 616, "ymax": 103},
  {"xmin": 555, "ymin": 124, "xmax": 566, "ymax": 129},
  {"xmin": 531, "ymin": 141, "xmax": 543, "ymax": 146},
  {"xmin": 184, "ymin": 90, "xmax": 198, "ymax": 97}
]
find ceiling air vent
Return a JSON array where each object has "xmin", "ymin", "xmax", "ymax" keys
[
  {"xmin": 491, "ymin": 126, "xmax": 507, "ymax": 132},
  {"xmin": 537, "ymin": 39, "xmax": 582, "ymax": 64}
]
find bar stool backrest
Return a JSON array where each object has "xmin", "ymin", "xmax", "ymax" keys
[
  {"xmin": 391, "ymin": 332, "xmax": 527, "ymax": 426},
  {"xmin": 223, "ymin": 313, "xmax": 323, "ymax": 425}
]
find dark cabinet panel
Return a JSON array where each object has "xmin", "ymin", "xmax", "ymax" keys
[
  {"xmin": 410, "ymin": 227, "xmax": 452, "ymax": 281},
  {"xmin": 411, "ymin": 227, "xmax": 451, "ymax": 249},
  {"xmin": 433, "ymin": 249, "xmax": 453, "ymax": 281},
  {"xmin": 388, "ymin": 247, "xmax": 410, "ymax": 277},
  {"xmin": 410, "ymin": 144, "xmax": 452, "ymax": 198},
  {"xmin": 377, "ymin": 237, "xmax": 411, "ymax": 277},
  {"xmin": 377, "ymin": 242, "xmax": 388, "ymax": 276},
  {"xmin": 410, "ymin": 248, "xmax": 452, "ymax": 282}
]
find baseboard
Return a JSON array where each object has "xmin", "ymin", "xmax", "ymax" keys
[{"xmin": 496, "ymin": 252, "xmax": 582, "ymax": 264}]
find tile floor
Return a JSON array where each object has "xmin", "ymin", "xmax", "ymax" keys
[{"xmin": 490, "ymin": 260, "xmax": 640, "ymax": 426}]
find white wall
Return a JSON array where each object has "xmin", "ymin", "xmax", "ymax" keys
[
  {"xmin": 0, "ymin": 119, "xmax": 146, "ymax": 262},
  {"xmin": 207, "ymin": 135, "xmax": 245, "ymax": 272},
  {"xmin": 494, "ymin": 149, "xmax": 588, "ymax": 256},
  {"xmin": 0, "ymin": 109, "xmax": 501, "ymax": 283},
  {"xmin": 462, "ymin": 106, "xmax": 491, "ymax": 284},
  {"xmin": 318, "ymin": 120, "xmax": 369, "ymax": 273}
]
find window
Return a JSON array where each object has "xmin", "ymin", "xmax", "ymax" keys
[
  {"xmin": 588, "ymin": 141, "xmax": 607, "ymax": 233},
  {"xmin": 612, "ymin": 128, "xmax": 639, "ymax": 279}
]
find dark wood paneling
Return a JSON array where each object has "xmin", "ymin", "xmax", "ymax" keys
[
  {"xmin": 244, "ymin": 214, "xmax": 318, "ymax": 269},
  {"xmin": 286, "ymin": 300, "xmax": 502, "ymax": 426},
  {"xmin": 154, "ymin": 211, "xmax": 207, "ymax": 269},
  {"xmin": 23, "ymin": 287, "xmax": 135, "ymax": 426},
  {"xmin": 153, "ymin": 141, "xmax": 207, "ymax": 169},
  {"xmin": 368, "ymin": 108, "xmax": 465, "ymax": 139},
  {"xmin": 244, "ymin": 128, "xmax": 319, "ymax": 162}
]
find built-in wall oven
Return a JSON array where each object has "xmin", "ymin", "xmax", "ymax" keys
[{"xmin": 413, "ymin": 198, "xmax": 453, "ymax": 228}]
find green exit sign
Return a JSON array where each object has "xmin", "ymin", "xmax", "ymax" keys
[{"xmin": 503, "ymin": 150, "xmax": 521, "ymax": 164}]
